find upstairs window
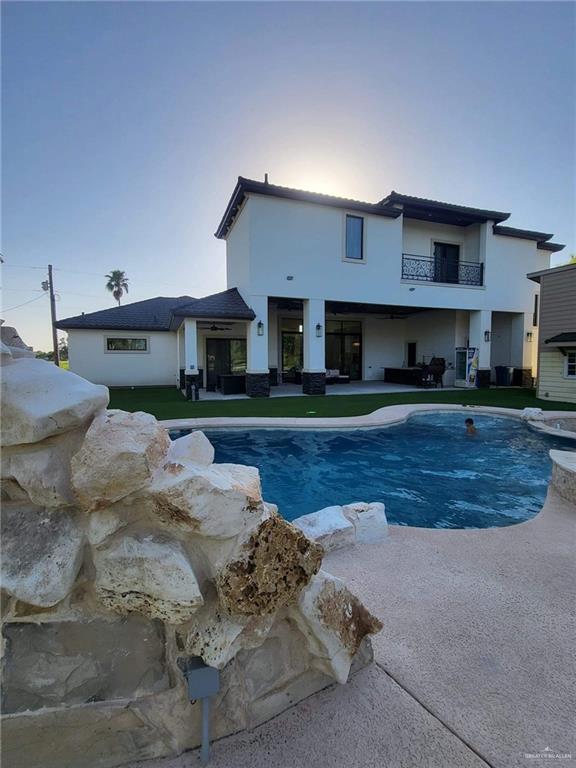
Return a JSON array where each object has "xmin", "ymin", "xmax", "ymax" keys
[
  {"xmin": 345, "ymin": 215, "xmax": 364, "ymax": 261},
  {"xmin": 106, "ymin": 337, "xmax": 148, "ymax": 352}
]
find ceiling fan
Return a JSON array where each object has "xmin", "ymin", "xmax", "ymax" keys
[{"xmin": 199, "ymin": 323, "xmax": 233, "ymax": 332}]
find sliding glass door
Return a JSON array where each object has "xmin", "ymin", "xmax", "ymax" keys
[
  {"xmin": 206, "ymin": 338, "xmax": 246, "ymax": 391},
  {"xmin": 326, "ymin": 320, "xmax": 362, "ymax": 379}
]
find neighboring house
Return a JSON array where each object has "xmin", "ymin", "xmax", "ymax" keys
[
  {"xmin": 527, "ymin": 263, "xmax": 576, "ymax": 404},
  {"xmin": 56, "ymin": 176, "xmax": 565, "ymax": 396}
]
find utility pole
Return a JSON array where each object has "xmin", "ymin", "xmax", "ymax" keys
[{"xmin": 45, "ymin": 265, "xmax": 60, "ymax": 366}]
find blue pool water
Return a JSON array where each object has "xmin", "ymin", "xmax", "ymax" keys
[{"xmin": 171, "ymin": 413, "xmax": 574, "ymax": 529}]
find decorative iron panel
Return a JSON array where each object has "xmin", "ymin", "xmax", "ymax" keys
[{"xmin": 401, "ymin": 254, "xmax": 483, "ymax": 286}]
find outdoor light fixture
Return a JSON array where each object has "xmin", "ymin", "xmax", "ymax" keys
[
  {"xmin": 179, "ymin": 657, "xmax": 220, "ymax": 765},
  {"xmin": 316, "ymin": 323, "xmax": 323, "ymax": 338},
  {"xmin": 484, "ymin": 330, "xmax": 491, "ymax": 342},
  {"xmin": 298, "ymin": 324, "xmax": 303, "ymax": 333},
  {"xmin": 257, "ymin": 321, "xmax": 264, "ymax": 336},
  {"xmin": 526, "ymin": 331, "xmax": 534, "ymax": 342}
]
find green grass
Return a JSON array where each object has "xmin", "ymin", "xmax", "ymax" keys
[{"xmin": 108, "ymin": 386, "xmax": 576, "ymax": 420}]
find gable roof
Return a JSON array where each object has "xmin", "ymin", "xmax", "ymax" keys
[
  {"xmin": 215, "ymin": 176, "xmax": 402, "ymax": 238},
  {"xmin": 55, "ymin": 289, "xmax": 255, "ymax": 332},
  {"xmin": 171, "ymin": 288, "xmax": 255, "ymax": 326}
]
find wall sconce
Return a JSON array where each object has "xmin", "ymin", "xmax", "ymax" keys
[
  {"xmin": 484, "ymin": 330, "xmax": 491, "ymax": 343},
  {"xmin": 316, "ymin": 323, "xmax": 323, "ymax": 338},
  {"xmin": 257, "ymin": 321, "xmax": 264, "ymax": 336},
  {"xmin": 526, "ymin": 331, "xmax": 534, "ymax": 342}
]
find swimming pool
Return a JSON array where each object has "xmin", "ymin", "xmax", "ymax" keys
[{"xmin": 170, "ymin": 413, "xmax": 574, "ymax": 529}]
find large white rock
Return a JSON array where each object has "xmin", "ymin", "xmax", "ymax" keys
[
  {"xmin": 342, "ymin": 501, "xmax": 388, "ymax": 544},
  {"xmin": 1, "ymin": 503, "xmax": 85, "ymax": 607},
  {"xmin": 1, "ymin": 358, "xmax": 108, "ymax": 446},
  {"xmin": 183, "ymin": 596, "xmax": 275, "ymax": 668},
  {"xmin": 147, "ymin": 461, "xmax": 263, "ymax": 539},
  {"xmin": 93, "ymin": 531, "xmax": 204, "ymax": 623},
  {"xmin": 1, "ymin": 428, "xmax": 86, "ymax": 508},
  {"xmin": 289, "ymin": 571, "xmax": 382, "ymax": 684},
  {"xmin": 71, "ymin": 410, "xmax": 171, "ymax": 512},
  {"xmin": 292, "ymin": 506, "xmax": 355, "ymax": 552},
  {"xmin": 521, "ymin": 407, "xmax": 544, "ymax": 421},
  {"xmin": 167, "ymin": 430, "xmax": 214, "ymax": 467}
]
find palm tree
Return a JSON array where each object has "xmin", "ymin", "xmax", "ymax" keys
[{"xmin": 105, "ymin": 270, "xmax": 129, "ymax": 306}]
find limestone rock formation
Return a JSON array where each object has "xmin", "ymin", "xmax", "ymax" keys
[
  {"xmin": 71, "ymin": 410, "xmax": 170, "ymax": 511},
  {"xmin": 1, "ymin": 356, "xmax": 108, "ymax": 446},
  {"xmin": 293, "ymin": 505, "xmax": 355, "ymax": 551},
  {"xmin": 1, "ymin": 503, "xmax": 85, "ymax": 607},
  {"xmin": 290, "ymin": 570, "xmax": 383, "ymax": 684},
  {"xmin": 217, "ymin": 513, "xmax": 323, "ymax": 615},
  {"xmin": 0, "ymin": 339, "xmax": 383, "ymax": 768},
  {"xmin": 93, "ymin": 532, "xmax": 203, "ymax": 623},
  {"xmin": 167, "ymin": 429, "xmax": 215, "ymax": 467}
]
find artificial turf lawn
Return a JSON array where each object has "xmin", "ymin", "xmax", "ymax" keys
[{"xmin": 108, "ymin": 386, "xmax": 576, "ymax": 420}]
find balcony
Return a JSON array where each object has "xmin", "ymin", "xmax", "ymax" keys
[{"xmin": 401, "ymin": 253, "xmax": 484, "ymax": 287}]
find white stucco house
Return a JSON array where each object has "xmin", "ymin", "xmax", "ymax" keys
[{"xmin": 57, "ymin": 176, "xmax": 565, "ymax": 397}]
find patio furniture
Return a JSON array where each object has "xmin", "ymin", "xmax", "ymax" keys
[
  {"xmin": 217, "ymin": 374, "xmax": 246, "ymax": 395},
  {"xmin": 326, "ymin": 369, "xmax": 350, "ymax": 384},
  {"xmin": 384, "ymin": 367, "xmax": 422, "ymax": 385},
  {"xmin": 428, "ymin": 357, "xmax": 446, "ymax": 388}
]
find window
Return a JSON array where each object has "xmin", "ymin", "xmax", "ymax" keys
[
  {"xmin": 565, "ymin": 351, "xmax": 576, "ymax": 378},
  {"xmin": 106, "ymin": 337, "xmax": 148, "ymax": 352},
  {"xmin": 533, "ymin": 294, "xmax": 539, "ymax": 327},
  {"xmin": 345, "ymin": 215, "xmax": 364, "ymax": 260}
]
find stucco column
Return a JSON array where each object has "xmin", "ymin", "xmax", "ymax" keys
[
  {"xmin": 469, "ymin": 309, "xmax": 492, "ymax": 388},
  {"xmin": 184, "ymin": 319, "xmax": 199, "ymax": 374},
  {"xmin": 302, "ymin": 298, "xmax": 326, "ymax": 395},
  {"xmin": 183, "ymin": 319, "xmax": 200, "ymax": 400},
  {"xmin": 510, "ymin": 312, "xmax": 535, "ymax": 386},
  {"xmin": 246, "ymin": 295, "xmax": 270, "ymax": 397}
]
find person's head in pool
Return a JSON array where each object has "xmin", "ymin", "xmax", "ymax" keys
[{"xmin": 465, "ymin": 417, "xmax": 477, "ymax": 434}]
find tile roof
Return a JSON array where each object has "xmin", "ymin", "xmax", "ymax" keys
[
  {"xmin": 171, "ymin": 288, "xmax": 255, "ymax": 323},
  {"xmin": 55, "ymin": 289, "xmax": 255, "ymax": 332},
  {"xmin": 55, "ymin": 296, "xmax": 196, "ymax": 331},
  {"xmin": 380, "ymin": 191, "xmax": 511, "ymax": 225},
  {"xmin": 215, "ymin": 177, "xmax": 402, "ymax": 238}
]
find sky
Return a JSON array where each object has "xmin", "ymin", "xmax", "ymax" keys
[{"xmin": 2, "ymin": 1, "xmax": 575, "ymax": 350}]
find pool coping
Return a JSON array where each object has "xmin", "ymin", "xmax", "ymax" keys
[{"xmin": 160, "ymin": 402, "xmax": 576, "ymax": 439}]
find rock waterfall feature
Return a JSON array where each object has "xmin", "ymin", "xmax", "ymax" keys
[{"xmin": 0, "ymin": 339, "xmax": 382, "ymax": 768}]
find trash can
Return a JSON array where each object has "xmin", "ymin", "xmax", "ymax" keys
[{"xmin": 495, "ymin": 366, "xmax": 513, "ymax": 386}]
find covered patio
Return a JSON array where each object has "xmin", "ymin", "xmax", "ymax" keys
[{"xmin": 176, "ymin": 292, "xmax": 533, "ymax": 399}]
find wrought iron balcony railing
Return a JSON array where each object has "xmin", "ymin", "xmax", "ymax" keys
[{"xmin": 401, "ymin": 253, "xmax": 484, "ymax": 287}]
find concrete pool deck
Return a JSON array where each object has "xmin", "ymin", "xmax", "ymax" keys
[
  {"xmin": 161, "ymin": 402, "xmax": 576, "ymax": 438},
  {"xmin": 128, "ymin": 487, "xmax": 575, "ymax": 768}
]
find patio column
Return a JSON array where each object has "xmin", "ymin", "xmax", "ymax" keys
[
  {"xmin": 510, "ymin": 312, "xmax": 535, "ymax": 386},
  {"xmin": 246, "ymin": 294, "xmax": 270, "ymax": 397},
  {"xmin": 183, "ymin": 318, "xmax": 200, "ymax": 397},
  {"xmin": 469, "ymin": 309, "xmax": 492, "ymax": 388},
  {"xmin": 302, "ymin": 298, "xmax": 326, "ymax": 395}
]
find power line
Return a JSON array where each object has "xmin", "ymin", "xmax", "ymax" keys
[{"xmin": 2, "ymin": 293, "xmax": 48, "ymax": 312}]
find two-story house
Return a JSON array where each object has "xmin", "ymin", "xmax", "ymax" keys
[{"xmin": 57, "ymin": 176, "xmax": 565, "ymax": 396}]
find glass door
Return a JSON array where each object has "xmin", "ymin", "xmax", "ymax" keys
[
  {"xmin": 434, "ymin": 242, "xmax": 460, "ymax": 284},
  {"xmin": 206, "ymin": 339, "xmax": 246, "ymax": 391},
  {"xmin": 326, "ymin": 321, "xmax": 362, "ymax": 379}
]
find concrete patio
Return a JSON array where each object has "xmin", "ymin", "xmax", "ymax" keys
[
  {"xmin": 128, "ymin": 487, "xmax": 575, "ymax": 768},
  {"xmin": 195, "ymin": 381, "xmax": 459, "ymax": 401}
]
